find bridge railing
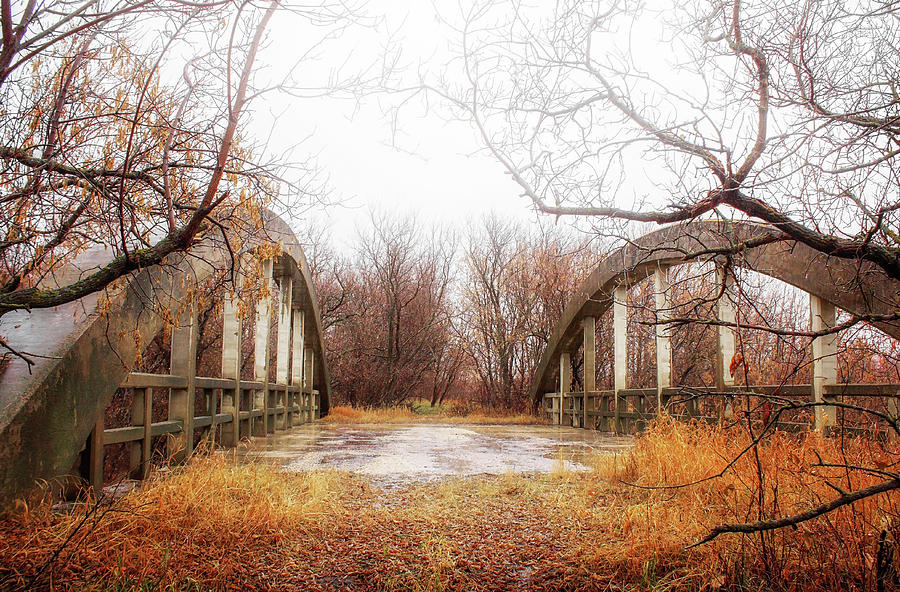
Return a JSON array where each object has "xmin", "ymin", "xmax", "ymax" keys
[
  {"xmin": 529, "ymin": 222, "xmax": 900, "ymax": 441},
  {"xmin": 79, "ymin": 253, "xmax": 325, "ymax": 493},
  {"xmin": 543, "ymin": 384, "xmax": 900, "ymax": 436},
  {"xmin": 85, "ymin": 379, "xmax": 321, "ymax": 492}
]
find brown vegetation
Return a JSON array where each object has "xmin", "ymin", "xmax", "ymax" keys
[
  {"xmin": 1, "ymin": 419, "xmax": 896, "ymax": 591},
  {"xmin": 321, "ymin": 403, "xmax": 546, "ymax": 425},
  {"xmin": 310, "ymin": 214, "xmax": 597, "ymax": 411}
]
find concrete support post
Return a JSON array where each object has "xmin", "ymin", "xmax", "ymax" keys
[
  {"xmin": 253, "ymin": 258, "xmax": 274, "ymax": 437},
  {"xmin": 304, "ymin": 345, "xmax": 315, "ymax": 422},
  {"xmin": 169, "ymin": 303, "xmax": 198, "ymax": 462},
  {"xmin": 715, "ymin": 264, "xmax": 737, "ymax": 390},
  {"xmin": 275, "ymin": 277, "xmax": 293, "ymax": 430},
  {"xmin": 559, "ymin": 351, "xmax": 571, "ymax": 426},
  {"xmin": 810, "ymin": 294, "xmax": 838, "ymax": 432},
  {"xmin": 614, "ymin": 284, "xmax": 628, "ymax": 433},
  {"xmin": 583, "ymin": 315, "xmax": 596, "ymax": 430},
  {"xmin": 888, "ymin": 394, "xmax": 900, "ymax": 444},
  {"xmin": 290, "ymin": 307, "xmax": 305, "ymax": 425},
  {"xmin": 654, "ymin": 267, "xmax": 672, "ymax": 412},
  {"xmin": 715, "ymin": 264, "xmax": 737, "ymax": 423},
  {"xmin": 221, "ymin": 271, "xmax": 243, "ymax": 447}
]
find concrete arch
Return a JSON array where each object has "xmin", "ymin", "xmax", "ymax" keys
[
  {"xmin": 531, "ymin": 220, "xmax": 900, "ymax": 399},
  {"xmin": 0, "ymin": 211, "xmax": 331, "ymax": 502}
]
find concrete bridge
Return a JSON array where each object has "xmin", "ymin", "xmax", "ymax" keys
[
  {"xmin": 2, "ymin": 216, "xmax": 899, "ymax": 505},
  {"xmin": 533, "ymin": 220, "xmax": 900, "ymax": 434},
  {"xmin": 0, "ymin": 212, "xmax": 330, "ymax": 503}
]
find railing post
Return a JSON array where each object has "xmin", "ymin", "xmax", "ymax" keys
[
  {"xmin": 654, "ymin": 267, "xmax": 672, "ymax": 414},
  {"xmin": 614, "ymin": 284, "xmax": 627, "ymax": 433},
  {"xmin": 129, "ymin": 387, "xmax": 152, "ymax": 479},
  {"xmin": 291, "ymin": 307, "xmax": 305, "ymax": 425},
  {"xmin": 559, "ymin": 351, "xmax": 571, "ymax": 426},
  {"xmin": 87, "ymin": 414, "xmax": 104, "ymax": 493},
  {"xmin": 276, "ymin": 276, "xmax": 293, "ymax": 430},
  {"xmin": 304, "ymin": 344, "xmax": 315, "ymax": 422},
  {"xmin": 169, "ymin": 302, "xmax": 198, "ymax": 463},
  {"xmin": 253, "ymin": 258, "xmax": 274, "ymax": 437},
  {"xmin": 810, "ymin": 294, "xmax": 838, "ymax": 432},
  {"xmin": 203, "ymin": 387, "xmax": 216, "ymax": 446},
  {"xmin": 221, "ymin": 267, "xmax": 243, "ymax": 447},
  {"xmin": 715, "ymin": 263, "xmax": 737, "ymax": 421},
  {"xmin": 583, "ymin": 315, "xmax": 596, "ymax": 429}
]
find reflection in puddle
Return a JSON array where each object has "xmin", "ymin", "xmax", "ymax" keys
[{"xmin": 238, "ymin": 423, "xmax": 632, "ymax": 487}]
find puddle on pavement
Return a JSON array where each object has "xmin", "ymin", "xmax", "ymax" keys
[{"xmin": 237, "ymin": 422, "xmax": 632, "ymax": 487}]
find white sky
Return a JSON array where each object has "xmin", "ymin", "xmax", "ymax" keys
[{"xmin": 247, "ymin": 1, "xmax": 539, "ymax": 250}]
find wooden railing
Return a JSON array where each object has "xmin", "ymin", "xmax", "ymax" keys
[
  {"xmin": 84, "ymin": 372, "xmax": 320, "ymax": 490},
  {"xmin": 543, "ymin": 384, "xmax": 900, "ymax": 435},
  {"xmin": 78, "ymin": 252, "xmax": 327, "ymax": 493}
]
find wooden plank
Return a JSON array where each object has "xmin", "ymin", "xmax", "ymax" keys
[
  {"xmin": 104, "ymin": 420, "xmax": 182, "ymax": 445},
  {"xmin": 659, "ymin": 385, "xmax": 814, "ymax": 397},
  {"xmin": 195, "ymin": 377, "xmax": 236, "ymax": 390},
  {"xmin": 618, "ymin": 388, "xmax": 657, "ymax": 397},
  {"xmin": 193, "ymin": 415, "xmax": 213, "ymax": 428},
  {"xmin": 123, "ymin": 373, "xmax": 188, "ymax": 389},
  {"xmin": 824, "ymin": 383, "xmax": 900, "ymax": 397}
]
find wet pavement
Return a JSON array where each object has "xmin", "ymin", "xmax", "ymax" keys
[{"xmin": 238, "ymin": 422, "xmax": 632, "ymax": 486}]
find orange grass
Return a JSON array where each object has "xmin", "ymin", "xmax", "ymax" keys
[
  {"xmin": 0, "ymin": 456, "xmax": 360, "ymax": 591},
  {"xmin": 321, "ymin": 403, "xmax": 546, "ymax": 425},
  {"xmin": 1, "ymin": 419, "xmax": 897, "ymax": 591},
  {"xmin": 578, "ymin": 417, "xmax": 900, "ymax": 589}
]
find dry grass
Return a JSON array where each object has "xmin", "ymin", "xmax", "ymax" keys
[
  {"xmin": 1, "ymin": 419, "xmax": 897, "ymax": 591},
  {"xmin": 0, "ymin": 456, "xmax": 362, "ymax": 591},
  {"xmin": 579, "ymin": 417, "xmax": 900, "ymax": 590},
  {"xmin": 322, "ymin": 403, "xmax": 546, "ymax": 425}
]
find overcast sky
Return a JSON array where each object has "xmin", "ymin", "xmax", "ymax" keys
[{"xmin": 243, "ymin": 0, "xmax": 539, "ymax": 250}]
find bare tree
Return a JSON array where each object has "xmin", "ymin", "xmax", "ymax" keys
[
  {"xmin": 426, "ymin": 0, "xmax": 900, "ymax": 542},
  {"xmin": 460, "ymin": 215, "xmax": 593, "ymax": 409},
  {"xmin": 324, "ymin": 213, "xmax": 459, "ymax": 407},
  {"xmin": 0, "ymin": 0, "xmax": 366, "ymax": 365},
  {"xmin": 427, "ymin": 0, "xmax": 899, "ymax": 280}
]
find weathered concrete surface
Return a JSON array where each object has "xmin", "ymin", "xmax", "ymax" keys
[
  {"xmin": 0, "ymin": 251, "xmax": 208, "ymax": 506},
  {"xmin": 239, "ymin": 422, "xmax": 632, "ymax": 487},
  {"xmin": 531, "ymin": 220, "xmax": 900, "ymax": 398},
  {"xmin": 0, "ymin": 213, "xmax": 331, "ymax": 505},
  {"xmin": 263, "ymin": 214, "xmax": 331, "ymax": 412}
]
